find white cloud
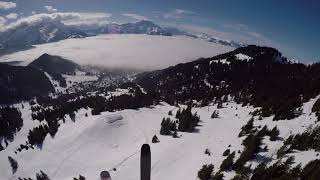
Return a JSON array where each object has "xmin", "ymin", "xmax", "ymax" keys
[
  {"xmin": 5, "ymin": 13, "xmax": 18, "ymax": 20},
  {"xmin": 44, "ymin": 5, "xmax": 58, "ymax": 13},
  {"xmin": 163, "ymin": 22, "xmax": 278, "ymax": 48},
  {"xmin": 63, "ymin": 12, "xmax": 112, "ymax": 27},
  {"xmin": 0, "ymin": 12, "xmax": 113, "ymax": 32},
  {"xmin": 122, "ymin": 13, "xmax": 148, "ymax": 21},
  {"xmin": 0, "ymin": 13, "xmax": 80, "ymax": 32},
  {"xmin": 0, "ymin": 16, "xmax": 7, "ymax": 26},
  {"xmin": 223, "ymin": 24, "xmax": 249, "ymax": 31},
  {"xmin": 247, "ymin": 31, "xmax": 262, "ymax": 38},
  {"xmin": 0, "ymin": 1, "xmax": 16, "ymax": 10},
  {"xmin": 163, "ymin": 9, "xmax": 196, "ymax": 19},
  {"xmin": 31, "ymin": 11, "xmax": 36, "ymax": 15},
  {"xmin": 175, "ymin": 9, "xmax": 196, "ymax": 15},
  {"xmin": 223, "ymin": 24, "xmax": 266, "ymax": 40}
]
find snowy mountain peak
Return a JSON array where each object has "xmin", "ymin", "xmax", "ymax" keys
[
  {"xmin": 100, "ymin": 20, "xmax": 172, "ymax": 36},
  {"xmin": 0, "ymin": 20, "xmax": 87, "ymax": 49}
]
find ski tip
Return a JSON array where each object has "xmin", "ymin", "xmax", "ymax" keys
[
  {"xmin": 100, "ymin": 171, "xmax": 111, "ymax": 180},
  {"xmin": 141, "ymin": 144, "xmax": 150, "ymax": 152}
]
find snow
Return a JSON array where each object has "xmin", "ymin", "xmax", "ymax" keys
[
  {"xmin": 63, "ymin": 74, "xmax": 98, "ymax": 89},
  {"xmin": 0, "ymin": 34, "xmax": 234, "ymax": 71},
  {"xmin": 219, "ymin": 59, "xmax": 230, "ymax": 64},
  {"xmin": 44, "ymin": 72, "xmax": 64, "ymax": 93},
  {"xmin": 253, "ymin": 95, "xmax": 320, "ymax": 168},
  {"xmin": 1, "ymin": 96, "xmax": 320, "ymax": 179},
  {"xmin": 209, "ymin": 58, "xmax": 230, "ymax": 65},
  {"xmin": 0, "ymin": 101, "xmax": 253, "ymax": 180},
  {"xmin": 106, "ymin": 114, "xmax": 124, "ymax": 124},
  {"xmin": 235, "ymin": 53, "xmax": 252, "ymax": 61},
  {"xmin": 45, "ymin": 72, "xmax": 99, "ymax": 94},
  {"xmin": 290, "ymin": 150, "xmax": 320, "ymax": 167}
]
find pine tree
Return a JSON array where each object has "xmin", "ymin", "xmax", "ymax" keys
[
  {"xmin": 177, "ymin": 106, "xmax": 200, "ymax": 132},
  {"xmin": 217, "ymin": 101, "xmax": 223, "ymax": 109},
  {"xmin": 205, "ymin": 148, "xmax": 211, "ymax": 156},
  {"xmin": 211, "ymin": 171, "xmax": 224, "ymax": 180},
  {"xmin": 270, "ymin": 126, "xmax": 280, "ymax": 141},
  {"xmin": 8, "ymin": 156, "xmax": 18, "ymax": 174},
  {"xmin": 257, "ymin": 125, "xmax": 269, "ymax": 137},
  {"xmin": 160, "ymin": 118, "xmax": 175, "ymax": 135},
  {"xmin": 152, "ymin": 135, "xmax": 160, "ymax": 143},
  {"xmin": 222, "ymin": 149, "xmax": 230, "ymax": 156},
  {"xmin": 211, "ymin": 110, "xmax": 219, "ymax": 118},
  {"xmin": 36, "ymin": 170, "xmax": 50, "ymax": 180},
  {"xmin": 198, "ymin": 164, "xmax": 214, "ymax": 180},
  {"xmin": 239, "ymin": 118, "xmax": 254, "ymax": 137},
  {"xmin": 172, "ymin": 129, "xmax": 179, "ymax": 138},
  {"xmin": 220, "ymin": 151, "xmax": 235, "ymax": 171},
  {"xmin": 284, "ymin": 156, "xmax": 295, "ymax": 167},
  {"xmin": 176, "ymin": 109, "xmax": 181, "ymax": 119},
  {"xmin": 69, "ymin": 112, "xmax": 76, "ymax": 122}
]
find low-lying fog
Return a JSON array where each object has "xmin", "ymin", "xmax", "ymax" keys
[{"xmin": 0, "ymin": 34, "xmax": 234, "ymax": 71}]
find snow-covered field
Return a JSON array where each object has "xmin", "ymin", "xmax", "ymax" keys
[
  {"xmin": 1, "ymin": 97, "xmax": 319, "ymax": 180},
  {"xmin": 0, "ymin": 34, "xmax": 234, "ymax": 71}
]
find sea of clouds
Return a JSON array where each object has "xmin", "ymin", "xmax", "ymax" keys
[{"xmin": 0, "ymin": 34, "xmax": 234, "ymax": 71}]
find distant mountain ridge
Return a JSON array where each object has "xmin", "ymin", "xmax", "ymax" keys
[
  {"xmin": 103, "ymin": 20, "xmax": 172, "ymax": 36},
  {"xmin": 0, "ymin": 21, "xmax": 87, "ymax": 49},
  {"xmin": 85, "ymin": 20, "xmax": 246, "ymax": 48},
  {"xmin": 0, "ymin": 20, "xmax": 245, "ymax": 51}
]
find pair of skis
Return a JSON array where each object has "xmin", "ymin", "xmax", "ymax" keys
[{"xmin": 101, "ymin": 144, "xmax": 151, "ymax": 180}]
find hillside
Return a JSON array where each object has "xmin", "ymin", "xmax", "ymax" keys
[
  {"xmin": 135, "ymin": 45, "xmax": 320, "ymax": 120},
  {"xmin": 29, "ymin": 53, "xmax": 79, "ymax": 75},
  {"xmin": 28, "ymin": 53, "xmax": 81, "ymax": 87},
  {"xmin": 0, "ymin": 63, "xmax": 54, "ymax": 104}
]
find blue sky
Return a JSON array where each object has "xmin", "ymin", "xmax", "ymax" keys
[{"xmin": 0, "ymin": 0, "xmax": 319, "ymax": 62}]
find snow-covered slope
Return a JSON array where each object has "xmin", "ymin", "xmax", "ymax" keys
[{"xmin": 1, "ymin": 96, "xmax": 319, "ymax": 180}]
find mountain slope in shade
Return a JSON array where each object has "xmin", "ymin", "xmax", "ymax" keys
[
  {"xmin": 28, "ymin": 53, "xmax": 81, "ymax": 88},
  {"xmin": 0, "ymin": 21, "xmax": 87, "ymax": 49},
  {"xmin": 28, "ymin": 53, "xmax": 79, "ymax": 74},
  {"xmin": 0, "ymin": 63, "xmax": 54, "ymax": 104}
]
